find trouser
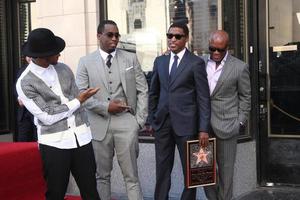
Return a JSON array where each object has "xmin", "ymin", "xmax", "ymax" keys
[
  {"xmin": 17, "ymin": 109, "xmax": 37, "ymax": 142},
  {"xmin": 39, "ymin": 142, "xmax": 100, "ymax": 200},
  {"xmin": 154, "ymin": 116, "xmax": 197, "ymax": 200},
  {"xmin": 93, "ymin": 112, "xmax": 143, "ymax": 200},
  {"xmin": 204, "ymin": 135, "xmax": 238, "ymax": 200}
]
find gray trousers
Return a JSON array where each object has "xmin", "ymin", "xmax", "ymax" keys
[
  {"xmin": 92, "ymin": 112, "xmax": 143, "ymax": 200},
  {"xmin": 204, "ymin": 135, "xmax": 238, "ymax": 200}
]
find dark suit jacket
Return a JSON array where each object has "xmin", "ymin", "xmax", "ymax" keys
[
  {"xmin": 15, "ymin": 64, "xmax": 37, "ymax": 141},
  {"xmin": 149, "ymin": 49, "xmax": 211, "ymax": 136},
  {"xmin": 15, "ymin": 65, "xmax": 31, "ymax": 122}
]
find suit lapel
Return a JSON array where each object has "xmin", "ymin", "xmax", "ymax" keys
[
  {"xmin": 162, "ymin": 54, "xmax": 170, "ymax": 85},
  {"xmin": 203, "ymin": 55, "xmax": 209, "ymax": 66},
  {"xmin": 211, "ymin": 55, "xmax": 234, "ymax": 96},
  {"xmin": 114, "ymin": 50, "xmax": 127, "ymax": 95},
  {"xmin": 94, "ymin": 50, "xmax": 109, "ymax": 90},
  {"xmin": 169, "ymin": 50, "xmax": 190, "ymax": 87}
]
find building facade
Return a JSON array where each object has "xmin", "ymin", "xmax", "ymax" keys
[{"xmin": 1, "ymin": 0, "xmax": 300, "ymax": 198}]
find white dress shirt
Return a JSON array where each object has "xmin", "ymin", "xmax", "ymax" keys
[
  {"xmin": 169, "ymin": 48, "xmax": 186, "ymax": 74},
  {"xmin": 99, "ymin": 48, "xmax": 116, "ymax": 64}
]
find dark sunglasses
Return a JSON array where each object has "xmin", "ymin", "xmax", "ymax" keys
[
  {"xmin": 104, "ymin": 32, "xmax": 121, "ymax": 38},
  {"xmin": 209, "ymin": 46, "xmax": 227, "ymax": 53},
  {"xmin": 166, "ymin": 33, "xmax": 185, "ymax": 40}
]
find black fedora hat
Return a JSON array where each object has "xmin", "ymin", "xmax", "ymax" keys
[{"xmin": 22, "ymin": 28, "xmax": 65, "ymax": 58}]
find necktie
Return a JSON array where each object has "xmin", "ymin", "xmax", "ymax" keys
[
  {"xmin": 106, "ymin": 54, "xmax": 112, "ymax": 68},
  {"xmin": 169, "ymin": 55, "xmax": 178, "ymax": 81}
]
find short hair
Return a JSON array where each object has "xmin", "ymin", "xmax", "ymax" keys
[
  {"xmin": 97, "ymin": 20, "xmax": 118, "ymax": 34},
  {"xmin": 168, "ymin": 22, "xmax": 189, "ymax": 36}
]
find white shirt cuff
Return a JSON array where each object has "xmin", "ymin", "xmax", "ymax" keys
[{"xmin": 66, "ymin": 99, "xmax": 80, "ymax": 113}]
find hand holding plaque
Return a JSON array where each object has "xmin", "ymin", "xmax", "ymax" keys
[{"xmin": 186, "ymin": 138, "xmax": 216, "ymax": 188}]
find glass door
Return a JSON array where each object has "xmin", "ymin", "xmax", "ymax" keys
[
  {"xmin": 0, "ymin": 0, "xmax": 10, "ymax": 133},
  {"xmin": 259, "ymin": 0, "xmax": 300, "ymax": 186},
  {"xmin": 268, "ymin": 0, "xmax": 300, "ymax": 138}
]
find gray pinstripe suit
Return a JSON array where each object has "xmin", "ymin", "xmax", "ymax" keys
[{"xmin": 202, "ymin": 54, "xmax": 251, "ymax": 200}]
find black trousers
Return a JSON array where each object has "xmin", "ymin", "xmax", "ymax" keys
[
  {"xmin": 17, "ymin": 108, "xmax": 37, "ymax": 142},
  {"xmin": 154, "ymin": 116, "xmax": 197, "ymax": 200},
  {"xmin": 39, "ymin": 142, "xmax": 100, "ymax": 200}
]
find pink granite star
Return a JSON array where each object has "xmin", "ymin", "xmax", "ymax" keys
[{"xmin": 193, "ymin": 148, "xmax": 208, "ymax": 164}]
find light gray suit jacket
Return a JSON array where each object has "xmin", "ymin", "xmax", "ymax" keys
[
  {"xmin": 203, "ymin": 54, "xmax": 251, "ymax": 139},
  {"xmin": 76, "ymin": 49, "xmax": 148, "ymax": 141}
]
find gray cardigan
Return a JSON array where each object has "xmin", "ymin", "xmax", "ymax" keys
[{"xmin": 18, "ymin": 63, "xmax": 89, "ymax": 136}]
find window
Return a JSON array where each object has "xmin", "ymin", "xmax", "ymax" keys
[
  {"xmin": 0, "ymin": 0, "xmax": 10, "ymax": 132},
  {"xmin": 0, "ymin": 0, "xmax": 34, "ymax": 135},
  {"xmin": 134, "ymin": 19, "xmax": 142, "ymax": 29},
  {"xmin": 106, "ymin": 0, "xmax": 252, "ymax": 141},
  {"xmin": 223, "ymin": 0, "xmax": 248, "ymax": 61},
  {"xmin": 19, "ymin": 2, "xmax": 32, "ymax": 65},
  {"xmin": 107, "ymin": 0, "xmax": 218, "ymax": 72}
]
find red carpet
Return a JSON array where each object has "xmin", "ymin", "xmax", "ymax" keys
[{"xmin": 0, "ymin": 142, "xmax": 81, "ymax": 200}]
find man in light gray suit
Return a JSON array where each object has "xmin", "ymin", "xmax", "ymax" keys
[
  {"xmin": 76, "ymin": 20, "xmax": 148, "ymax": 200},
  {"xmin": 201, "ymin": 30, "xmax": 251, "ymax": 200}
]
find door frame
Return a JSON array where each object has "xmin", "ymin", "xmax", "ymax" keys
[{"xmin": 257, "ymin": 0, "xmax": 269, "ymax": 186}]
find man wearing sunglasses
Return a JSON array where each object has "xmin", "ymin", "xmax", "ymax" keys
[
  {"xmin": 76, "ymin": 20, "xmax": 148, "ymax": 200},
  {"xmin": 202, "ymin": 30, "xmax": 251, "ymax": 200},
  {"xmin": 149, "ymin": 22, "xmax": 211, "ymax": 200}
]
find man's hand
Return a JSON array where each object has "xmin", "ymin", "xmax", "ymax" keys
[
  {"xmin": 77, "ymin": 87, "xmax": 100, "ymax": 104},
  {"xmin": 144, "ymin": 124, "xmax": 155, "ymax": 136},
  {"xmin": 108, "ymin": 99, "xmax": 130, "ymax": 114},
  {"xmin": 199, "ymin": 131, "xmax": 209, "ymax": 148}
]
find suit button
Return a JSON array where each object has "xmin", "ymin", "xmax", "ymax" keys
[
  {"xmin": 109, "ymin": 81, "xmax": 112, "ymax": 84},
  {"xmin": 107, "ymin": 98, "xmax": 111, "ymax": 100},
  {"xmin": 109, "ymin": 71, "xmax": 112, "ymax": 74}
]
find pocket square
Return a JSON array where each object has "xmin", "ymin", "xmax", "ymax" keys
[{"xmin": 126, "ymin": 66, "xmax": 134, "ymax": 71}]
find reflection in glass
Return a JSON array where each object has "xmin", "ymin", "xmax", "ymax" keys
[
  {"xmin": 107, "ymin": 0, "xmax": 217, "ymax": 72},
  {"xmin": 269, "ymin": 0, "xmax": 300, "ymax": 136},
  {"xmin": 107, "ymin": 0, "xmax": 254, "ymax": 139},
  {"xmin": 0, "ymin": 0, "xmax": 9, "ymax": 131},
  {"xmin": 223, "ymin": 0, "xmax": 248, "ymax": 61}
]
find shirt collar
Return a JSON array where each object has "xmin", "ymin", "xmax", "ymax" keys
[
  {"xmin": 29, "ymin": 61, "xmax": 53, "ymax": 76},
  {"xmin": 208, "ymin": 51, "xmax": 229, "ymax": 64},
  {"xmin": 171, "ymin": 48, "xmax": 186, "ymax": 60},
  {"xmin": 99, "ymin": 48, "xmax": 116, "ymax": 60}
]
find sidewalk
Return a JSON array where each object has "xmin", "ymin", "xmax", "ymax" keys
[
  {"xmin": 234, "ymin": 187, "xmax": 300, "ymax": 200},
  {"xmin": 111, "ymin": 186, "xmax": 300, "ymax": 200},
  {"xmin": 111, "ymin": 190, "xmax": 207, "ymax": 200}
]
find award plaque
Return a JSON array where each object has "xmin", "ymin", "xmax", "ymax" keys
[{"xmin": 186, "ymin": 138, "xmax": 216, "ymax": 188}]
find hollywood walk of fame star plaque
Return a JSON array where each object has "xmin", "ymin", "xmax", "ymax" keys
[{"xmin": 186, "ymin": 138, "xmax": 216, "ymax": 188}]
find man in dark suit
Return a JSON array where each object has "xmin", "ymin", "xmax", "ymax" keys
[
  {"xmin": 148, "ymin": 22, "xmax": 211, "ymax": 200},
  {"xmin": 15, "ymin": 57, "xmax": 37, "ymax": 142},
  {"xmin": 202, "ymin": 30, "xmax": 251, "ymax": 200}
]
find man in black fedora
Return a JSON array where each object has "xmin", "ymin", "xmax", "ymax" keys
[{"xmin": 16, "ymin": 28, "xmax": 101, "ymax": 200}]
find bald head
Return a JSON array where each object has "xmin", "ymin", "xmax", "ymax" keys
[
  {"xmin": 209, "ymin": 30, "xmax": 229, "ymax": 47},
  {"xmin": 208, "ymin": 30, "xmax": 229, "ymax": 64}
]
